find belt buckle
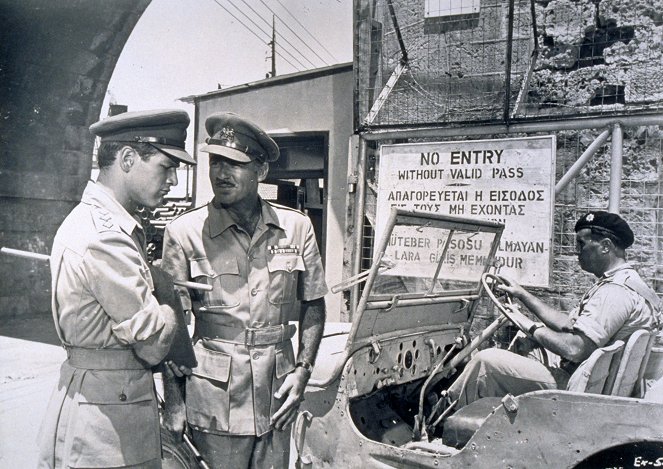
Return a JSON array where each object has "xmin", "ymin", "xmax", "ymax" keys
[{"xmin": 245, "ymin": 328, "xmax": 256, "ymax": 346}]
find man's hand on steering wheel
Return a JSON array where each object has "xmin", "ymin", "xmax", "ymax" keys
[
  {"xmin": 482, "ymin": 273, "xmax": 540, "ymax": 336},
  {"xmin": 494, "ymin": 275, "xmax": 528, "ymax": 300}
]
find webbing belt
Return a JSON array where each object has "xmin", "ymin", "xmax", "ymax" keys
[
  {"xmin": 66, "ymin": 346, "xmax": 146, "ymax": 370},
  {"xmin": 195, "ymin": 316, "xmax": 296, "ymax": 346}
]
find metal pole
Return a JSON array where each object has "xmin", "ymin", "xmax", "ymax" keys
[
  {"xmin": 502, "ymin": 0, "xmax": 515, "ymax": 123},
  {"xmin": 555, "ymin": 128, "xmax": 611, "ymax": 196},
  {"xmin": 609, "ymin": 123, "xmax": 624, "ymax": 213},
  {"xmin": 350, "ymin": 137, "xmax": 368, "ymax": 318},
  {"xmin": 360, "ymin": 113, "xmax": 663, "ymax": 141}
]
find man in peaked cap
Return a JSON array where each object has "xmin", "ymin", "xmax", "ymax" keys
[
  {"xmin": 160, "ymin": 112, "xmax": 327, "ymax": 468},
  {"xmin": 38, "ymin": 109, "xmax": 196, "ymax": 468},
  {"xmin": 441, "ymin": 210, "xmax": 661, "ymax": 414}
]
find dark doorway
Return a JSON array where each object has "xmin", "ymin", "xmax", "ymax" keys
[{"xmin": 260, "ymin": 133, "xmax": 328, "ymax": 262}]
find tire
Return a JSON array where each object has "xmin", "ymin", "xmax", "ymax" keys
[{"xmin": 161, "ymin": 426, "xmax": 202, "ymax": 469}]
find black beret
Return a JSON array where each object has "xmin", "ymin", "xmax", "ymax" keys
[
  {"xmin": 200, "ymin": 112, "xmax": 279, "ymax": 163},
  {"xmin": 574, "ymin": 211, "xmax": 634, "ymax": 249},
  {"xmin": 89, "ymin": 109, "xmax": 195, "ymax": 165}
]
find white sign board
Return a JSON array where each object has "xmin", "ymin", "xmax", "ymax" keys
[{"xmin": 376, "ymin": 136, "xmax": 556, "ymax": 287}]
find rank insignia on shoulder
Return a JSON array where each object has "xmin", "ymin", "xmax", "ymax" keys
[
  {"xmin": 268, "ymin": 244, "xmax": 300, "ymax": 254},
  {"xmin": 92, "ymin": 207, "xmax": 119, "ymax": 233}
]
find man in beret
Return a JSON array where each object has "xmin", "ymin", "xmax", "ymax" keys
[
  {"xmin": 444, "ymin": 210, "xmax": 661, "ymax": 411},
  {"xmin": 160, "ymin": 112, "xmax": 327, "ymax": 468},
  {"xmin": 38, "ymin": 109, "xmax": 196, "ymax": 468}
]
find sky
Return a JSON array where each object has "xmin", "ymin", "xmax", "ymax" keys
[{"xmin": 102, "ymin": 0, "xmax": 353, "ymax": 121}]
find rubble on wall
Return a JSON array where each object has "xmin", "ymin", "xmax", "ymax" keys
[{"xmin": 532, "ymin": 0, "xmax": 663, "ymax": 109}]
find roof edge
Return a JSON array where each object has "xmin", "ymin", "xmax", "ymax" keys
[{"xmin": 179, "ymin": 62, "xmax": 352, "ymax": 104}]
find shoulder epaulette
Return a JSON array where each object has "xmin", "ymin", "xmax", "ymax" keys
[
  {"xmin": 266, "ymin": 200, "xmax": 306, "ymax": 216},
  {"xmin": 91, "ymin": 206, "xmax": 121, "ymax": 233}
]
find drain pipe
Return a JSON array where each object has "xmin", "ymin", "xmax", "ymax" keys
[
  {"xmin": 351, "ymin": 137, "xmax": 368, "ymax": 318},
  {"xmin": 608, "ymin": 123, "xmax": 623, "ymax": 214}
]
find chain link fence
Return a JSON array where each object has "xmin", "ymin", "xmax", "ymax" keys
[{"xmin": 355, "ymin": 0, "xmax": 663, "ymax": 129}]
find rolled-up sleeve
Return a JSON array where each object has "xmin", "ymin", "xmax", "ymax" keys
[
  {"xmin": 299, "ymin": 220, "xmax": 328, "ymax": 301},
  {"xmin": 571, "ymin": 284, "xmax": 636, "ymax": 347},
  {"xmin": 83, "ymin": 232, "xmax": 165, "ymax": 345}
]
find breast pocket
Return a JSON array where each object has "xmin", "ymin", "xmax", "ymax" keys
[
  {"xmin": 267, "ymin": 255, "xmax": 305, "ymax": 305},
  {"xmin": 191, "ymin": 257, "xmax": 241, "ymax": 308}
]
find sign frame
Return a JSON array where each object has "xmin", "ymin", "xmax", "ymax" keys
[{"xmin": 375, "ymin": 135, "xmax": 556, "ymax": 288}]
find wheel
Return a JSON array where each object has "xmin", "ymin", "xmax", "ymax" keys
[
  {"xmin": 161, "ymin": 426, "xmax": 203, "ymax": 469},
  {"xmin": 481, "ymin": 273, "xmax": 528, "ymax": 334}
]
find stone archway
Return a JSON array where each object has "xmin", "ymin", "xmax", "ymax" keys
[{"xmin": 0, "ymin": 0, "xmax": 150, "ymax": 324}]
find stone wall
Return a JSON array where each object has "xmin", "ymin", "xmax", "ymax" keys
[
  {"xmin": 0, "ymin": 0, "xmax": 150, "ymax": 320},
  {"xmin": 356, "ymin": 0, "xmax": 663, "ymax": 124},
  {"xmin": 354, "ymin": 0, "xmax": 663, "ymax": 323}
]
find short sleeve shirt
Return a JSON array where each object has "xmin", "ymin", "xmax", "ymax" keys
[
  {"xmin": 565, "ymin": 264, "xmax": 659, "ymax": 348},
  {"xmin": 161, "ymin": 199, "xmax": 328, "ymax": 327}
]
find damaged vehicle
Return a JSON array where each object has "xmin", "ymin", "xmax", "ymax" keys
[{"xmin": 291, "ymin": 208, "xmax": 663, "ymax": 469}]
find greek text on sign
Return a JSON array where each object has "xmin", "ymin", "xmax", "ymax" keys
[{"xmin": 376, "ymin": 136, "xmax": 555, "ymax": 287}]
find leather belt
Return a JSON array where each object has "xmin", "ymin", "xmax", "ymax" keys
[
  {"xmin": 195, "ymin": 317, "xmax": 296, "ymax": 346},
  {"xmin": 66, "ymin": 346, "xmax": 146, "ymax": 370}
]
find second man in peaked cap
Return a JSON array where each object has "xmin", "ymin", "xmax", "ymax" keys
[{"xmin": 161, "ymin": 112, "xmax": 328, "ymax": 468}]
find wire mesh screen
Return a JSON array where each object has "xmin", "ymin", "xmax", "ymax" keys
[
  {"xmin": 355, "ymin": 0, "xmax": 663, "ymax": 128},
  {"xmin": 357, "ymin": 126, "xmax": 663, "ymax": 333}
]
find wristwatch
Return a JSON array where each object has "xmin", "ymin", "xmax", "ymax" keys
[
  {"xmin": 296, "ymin": 360, "xmax": 313, "ymax": 375},
  {"xmin": 528, "ymin": 323, "xmax": 544, "ymax": 336}
]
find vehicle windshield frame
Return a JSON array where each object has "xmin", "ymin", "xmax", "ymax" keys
[{"xmin": 362, "ymin": 208, "xmax": 505, "ymax": 302}]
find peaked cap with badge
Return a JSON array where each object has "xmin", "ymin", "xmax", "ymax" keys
[
  {"xmin": 574, "ymin": 210, "xmax": 635, "ymax": 249},
  {"xmin": 90, "ymin": 109, "xmax": 196, "ymax": 165},
  {"xmin": 200, "ymin": 112, "xmax": 280, "ymax": 163}
]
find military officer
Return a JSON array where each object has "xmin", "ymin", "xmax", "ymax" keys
[
  {"xmin": 160, "ymin": 112, "xmax": 328, "ymax": 468},
  {"xmin": 446, "ymin": 211, "xmax": 661, "ymax": 409},
  {"xmin": 37, "ymin": 109, "xmax": 197, "ymax": 468}
]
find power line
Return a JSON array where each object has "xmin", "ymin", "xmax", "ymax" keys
[
  {"xmin": 273, "ymin": 0, "xmax": 339, "ymax": 63},
  {"xmin": 238, "ymin": 0, "xmax": 320, "ymax": 69},
  {"xmin": 257, "ymin": 0, "xmax": 332, "ymax": 67},
  {"xmin": 209, "ymin": 0, "xmax": 302, "ymax": 71},
  {"xmin": 225, "ymin": 0, "xmax": 309, "ymax": 70}
]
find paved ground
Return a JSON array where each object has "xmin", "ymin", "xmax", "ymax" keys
[
  {"xmin": 0, "ymin": 315, "xmax": 348, "ymax": 468},
  {"xmin": 0, "ymin": 315, "xmax": 64, "ymax": 468}
]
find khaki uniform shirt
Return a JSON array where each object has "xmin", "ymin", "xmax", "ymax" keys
[
  {"xmin": 566, "ymin": 263, "xmax": 661, "ymax": 346},
  {"xmin": 161, "ymin": 200, "xmax": 328, "ymax": 436},
  {"xmin": 560, "ymin": 263, "xmax": 661, "ymax": 374},
  {"xmin": 38, "ymin": 181, "xmax": 171, "ymax": 469}
]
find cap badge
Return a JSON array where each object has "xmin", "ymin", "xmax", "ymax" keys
[
  {"xmin": 586, "ymin": 214, "xmax": 594, "ymax": 222},
  {"xmin": 219, "ymin": 127, "xmax": 236, "ymax": 144}
]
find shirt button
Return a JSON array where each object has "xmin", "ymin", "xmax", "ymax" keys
[
  {"xmin": 119, "ymin": 393, "xmax": 127, "ymax": 402},
  {"xmin": 252, "ymin": 353, "xmax": 261, "ymax": 360},
  {"xmin": 251, "ymin": 288, "xmax": 258, "ymax": 296}
]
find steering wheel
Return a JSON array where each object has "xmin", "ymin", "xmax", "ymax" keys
[{"xmin": 481, "ymin": 273, "xmax": 528, "ymax": 334}]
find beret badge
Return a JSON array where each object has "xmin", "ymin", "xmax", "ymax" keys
[{"xmin": 586, "ymin": 213, "xmax": 594, "ymax": 222}]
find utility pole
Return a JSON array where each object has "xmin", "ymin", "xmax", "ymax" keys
[{"xmin": 267, "ymin": 15, "xmax": 276, "ymax": 78}]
